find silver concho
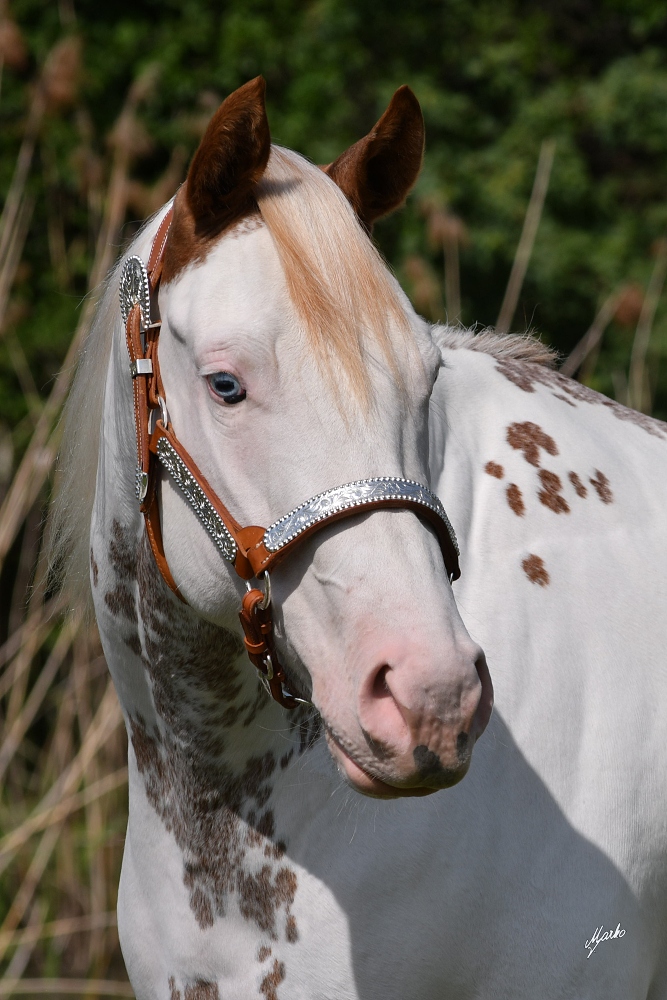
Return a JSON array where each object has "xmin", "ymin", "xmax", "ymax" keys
[
  {"xmin": 263, "ymin": 477, "xmax": 459, "ymax": 555},
  {"xmin": 119, "ymin": 255, "xmax": 151, "ymax": 327}
]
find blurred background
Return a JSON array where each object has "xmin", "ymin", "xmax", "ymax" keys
[{"xmin": 1, "ymin": 0, "xmax": 667, "ymax": 995}]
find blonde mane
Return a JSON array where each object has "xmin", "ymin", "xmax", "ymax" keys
[{"xmin": 256, "ymin": 146, "xmax": 414, "ymax": 401}]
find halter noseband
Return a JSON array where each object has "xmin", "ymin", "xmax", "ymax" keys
[{"xmin": 119, "ymin": 206, "xmax": 460, "ymax": 709}]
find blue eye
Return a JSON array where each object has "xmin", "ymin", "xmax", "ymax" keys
[{"xmin": 207, "ymin": 371, "xmax": 246, "ymax": 404}]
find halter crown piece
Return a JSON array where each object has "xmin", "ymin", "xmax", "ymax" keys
[{"xmin": 119, "ymin": 206, "xmax": 461, "ymax": 709}]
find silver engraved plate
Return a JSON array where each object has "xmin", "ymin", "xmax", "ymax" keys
[
  {"xmin": 156, "ymin": 437, "xmax": 237, "ymax": 563},
  {"xmin": 119, "ymin": 255, "xmax": 151, "ymax": 327},
  {"xmin": 263, "ymin": 477, "xmax": 459, "ymax": 555},
  {"xmin": 135, "ymin": 466, "xmax": 149, "ymax": 502}
]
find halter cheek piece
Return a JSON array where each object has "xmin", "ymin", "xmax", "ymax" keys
[{"xmin": 120, "ymin": 207, "xmax": 461, "ymax": 710}]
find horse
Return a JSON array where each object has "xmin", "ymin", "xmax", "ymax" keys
[{"xmin": 50, "ymin": 77, "xmax": 667, "ymax": 999}]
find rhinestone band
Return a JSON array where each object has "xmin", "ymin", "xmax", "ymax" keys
[
  {"xmin": 156, "ymin": 438, "xmax": 237, "ymax": 563},
  {"xmin": 263, "ymin": 477, "xmax": 459, "ymax": 555}
]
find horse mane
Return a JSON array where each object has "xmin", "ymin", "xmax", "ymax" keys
[
  {"xmin": 431, "ymin": 324, "xmax": 557, "ymax": 367},
  {"xmin": 255, "ymin": 146, "xmax": 415, "ymax": 401}
]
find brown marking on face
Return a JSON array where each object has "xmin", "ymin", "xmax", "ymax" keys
[
  {"xmin": 590, "ymin": 469, "xmax": 613, "ymax": 503},
  {"xmin": 495, "ymin": 359, "xmax": 667, "ymax": 439},
  {"xmin": 105, "ymin": 522, "xmax": 306, "ymax": 938},
  {"xmin": 90, "ymin": 548, "xmax": 99, "ymax": 587},
  {"xmin": 537, "ymin": 470, "xmax": 570, "ymax": 514},
  {"xmin": 506, "ymin": 483, "xmax": 525, "ymax": 516},
  {"xmin": 507, "ymin": 421, "xmax": 558, "ymax": 467},
  {"xmin": 569, "ymin": 472, "xmax": 587, "ymax": 498},
  {"xmin": 522, "ymin": 554, "xmax": 550, "ymax": 586},
  {"xmin": 258, "ymin": 946, "xmax": 272, "ymax": 962},
  {"xmin": 260, "ymin": 959, "xmax": 286, "ymax": 1000},
  {"xmin": 485, "ymin": 461, "xmax": 504, "ymax": 479},
  {"xmin": 286, "ymin": 914, "xmax": 298, "ymax": 943}
]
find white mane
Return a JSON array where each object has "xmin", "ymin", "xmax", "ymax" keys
[
  {"xmin": 431, "ymin": 324, "xmax": 557, "ymax": 366},
  {"xmin": 48, "ymin": 216, "xmax": 164, "ymax": 612}
]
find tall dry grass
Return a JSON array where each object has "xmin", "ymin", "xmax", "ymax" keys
[{"xmin": 0, "ymin": 19, "xmax": 184, "ymax": 997}]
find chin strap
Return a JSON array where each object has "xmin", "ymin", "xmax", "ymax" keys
[{"xmin": 120, "ymin": 206, "xmax": 461, "ymax": 710}]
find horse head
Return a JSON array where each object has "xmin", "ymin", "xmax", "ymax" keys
[{"xmin": 151, "ymin": 77, "xmax": 492, "ymax": 798}]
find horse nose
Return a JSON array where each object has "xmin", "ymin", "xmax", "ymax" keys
[{"xmin": 357, "ymin": 643, "xmax": 493, "ymax": 788}]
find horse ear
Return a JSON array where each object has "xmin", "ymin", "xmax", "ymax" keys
[
  {"xmin": 186, "ymin": 76, "xmax": 271, "ymax": 230},
  {"xmin": 323, "ymin": 86, "xmax": 424, "ymax": 230}
]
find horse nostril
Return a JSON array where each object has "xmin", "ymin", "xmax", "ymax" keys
[{"xmin": 371, "ymin": 663, "xmax": 391, "ymax": 700}]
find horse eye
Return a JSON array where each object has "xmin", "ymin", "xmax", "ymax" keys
[{"xmin": 207, "ymin": 371, "xmax": 246, "ymax": 404}]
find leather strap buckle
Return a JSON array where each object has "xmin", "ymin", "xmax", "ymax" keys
[{"xmin": 130, "ymin": 358, "xmax": 154, "ymax": 378}]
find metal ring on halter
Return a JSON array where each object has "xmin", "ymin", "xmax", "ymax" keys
[
  {"xmin": 158, "ymin": 396, "xmax": 169, "ymax": 430},
  {"xmin": 244, "ymin": 572, "xmax": 271, "ymax": 609},
  {"xmin": 259, "ymin": 571, "xmax": 271, "ymax": 610}
]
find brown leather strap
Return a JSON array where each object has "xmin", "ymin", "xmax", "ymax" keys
[
  {"xmin": 147, "ymin": 207, "xmax": 173, "ymax": 288},
  {"xmin": 144, "ymin": 481, "xmax": 184, "ymax": 598},
  {"xmin": 123, "ymin": 206, "xmax": 185, "ymax": 601},
  {"xmin": 239, "ymin": 589, "xmax": 300, "ymax": 709}
]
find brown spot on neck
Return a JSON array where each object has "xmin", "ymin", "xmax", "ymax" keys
[
  {"xmin": 537, "ymin": 469, "xmax": 570, "ymax": 514},
  {"xmin": 506, "ymin": 483, "xmax": 525, "ymax": 516},
  {"xmin": 496, "ymin": 359, "xmax": 667, "ymax": 439},
  {"xmin": 507, "ymin": 421, "xmax": 558, "ymax": 467},
  {"xmin": 260, "ymin": 959, "xmax": 286, "ymax": 1000},
  {"xmin": 169, "ymin": 979, "xmax": 220, "ymax": 1000},
  {"xmin": 590, "ymin": 469, "xmax": 613, "ymax": 503},
  {"xmin": 103, "ymin": 523, "xmax": 305, "ymax": 938},
  {"xmin": 522, "ymin": 554, "xmax": 550, "ymax": 586},
  {"xmin": 569, "ymin": 471, "xmax": 587, "ymax": 498},
  {"xmin": 485, "ymin": 460, "xmax": 504, "ymax": 479}
]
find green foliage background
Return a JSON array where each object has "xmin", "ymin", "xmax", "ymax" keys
[{"xmin": 3, "ymin": 0, "xmax": 667, "ymax": 431}]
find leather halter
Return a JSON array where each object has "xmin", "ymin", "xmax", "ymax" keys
[{"xmin": 120, "ymin": 206, "xmax": 461, "ymax": 709}]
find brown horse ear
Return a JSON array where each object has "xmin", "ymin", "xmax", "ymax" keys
[
  {"xmin": 186, "ymin": 76, "xmax": 271, "ymax": 231},
  {"xmin": 323, "ymin": 86, "xmax": 424, "ymax": 230}
]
